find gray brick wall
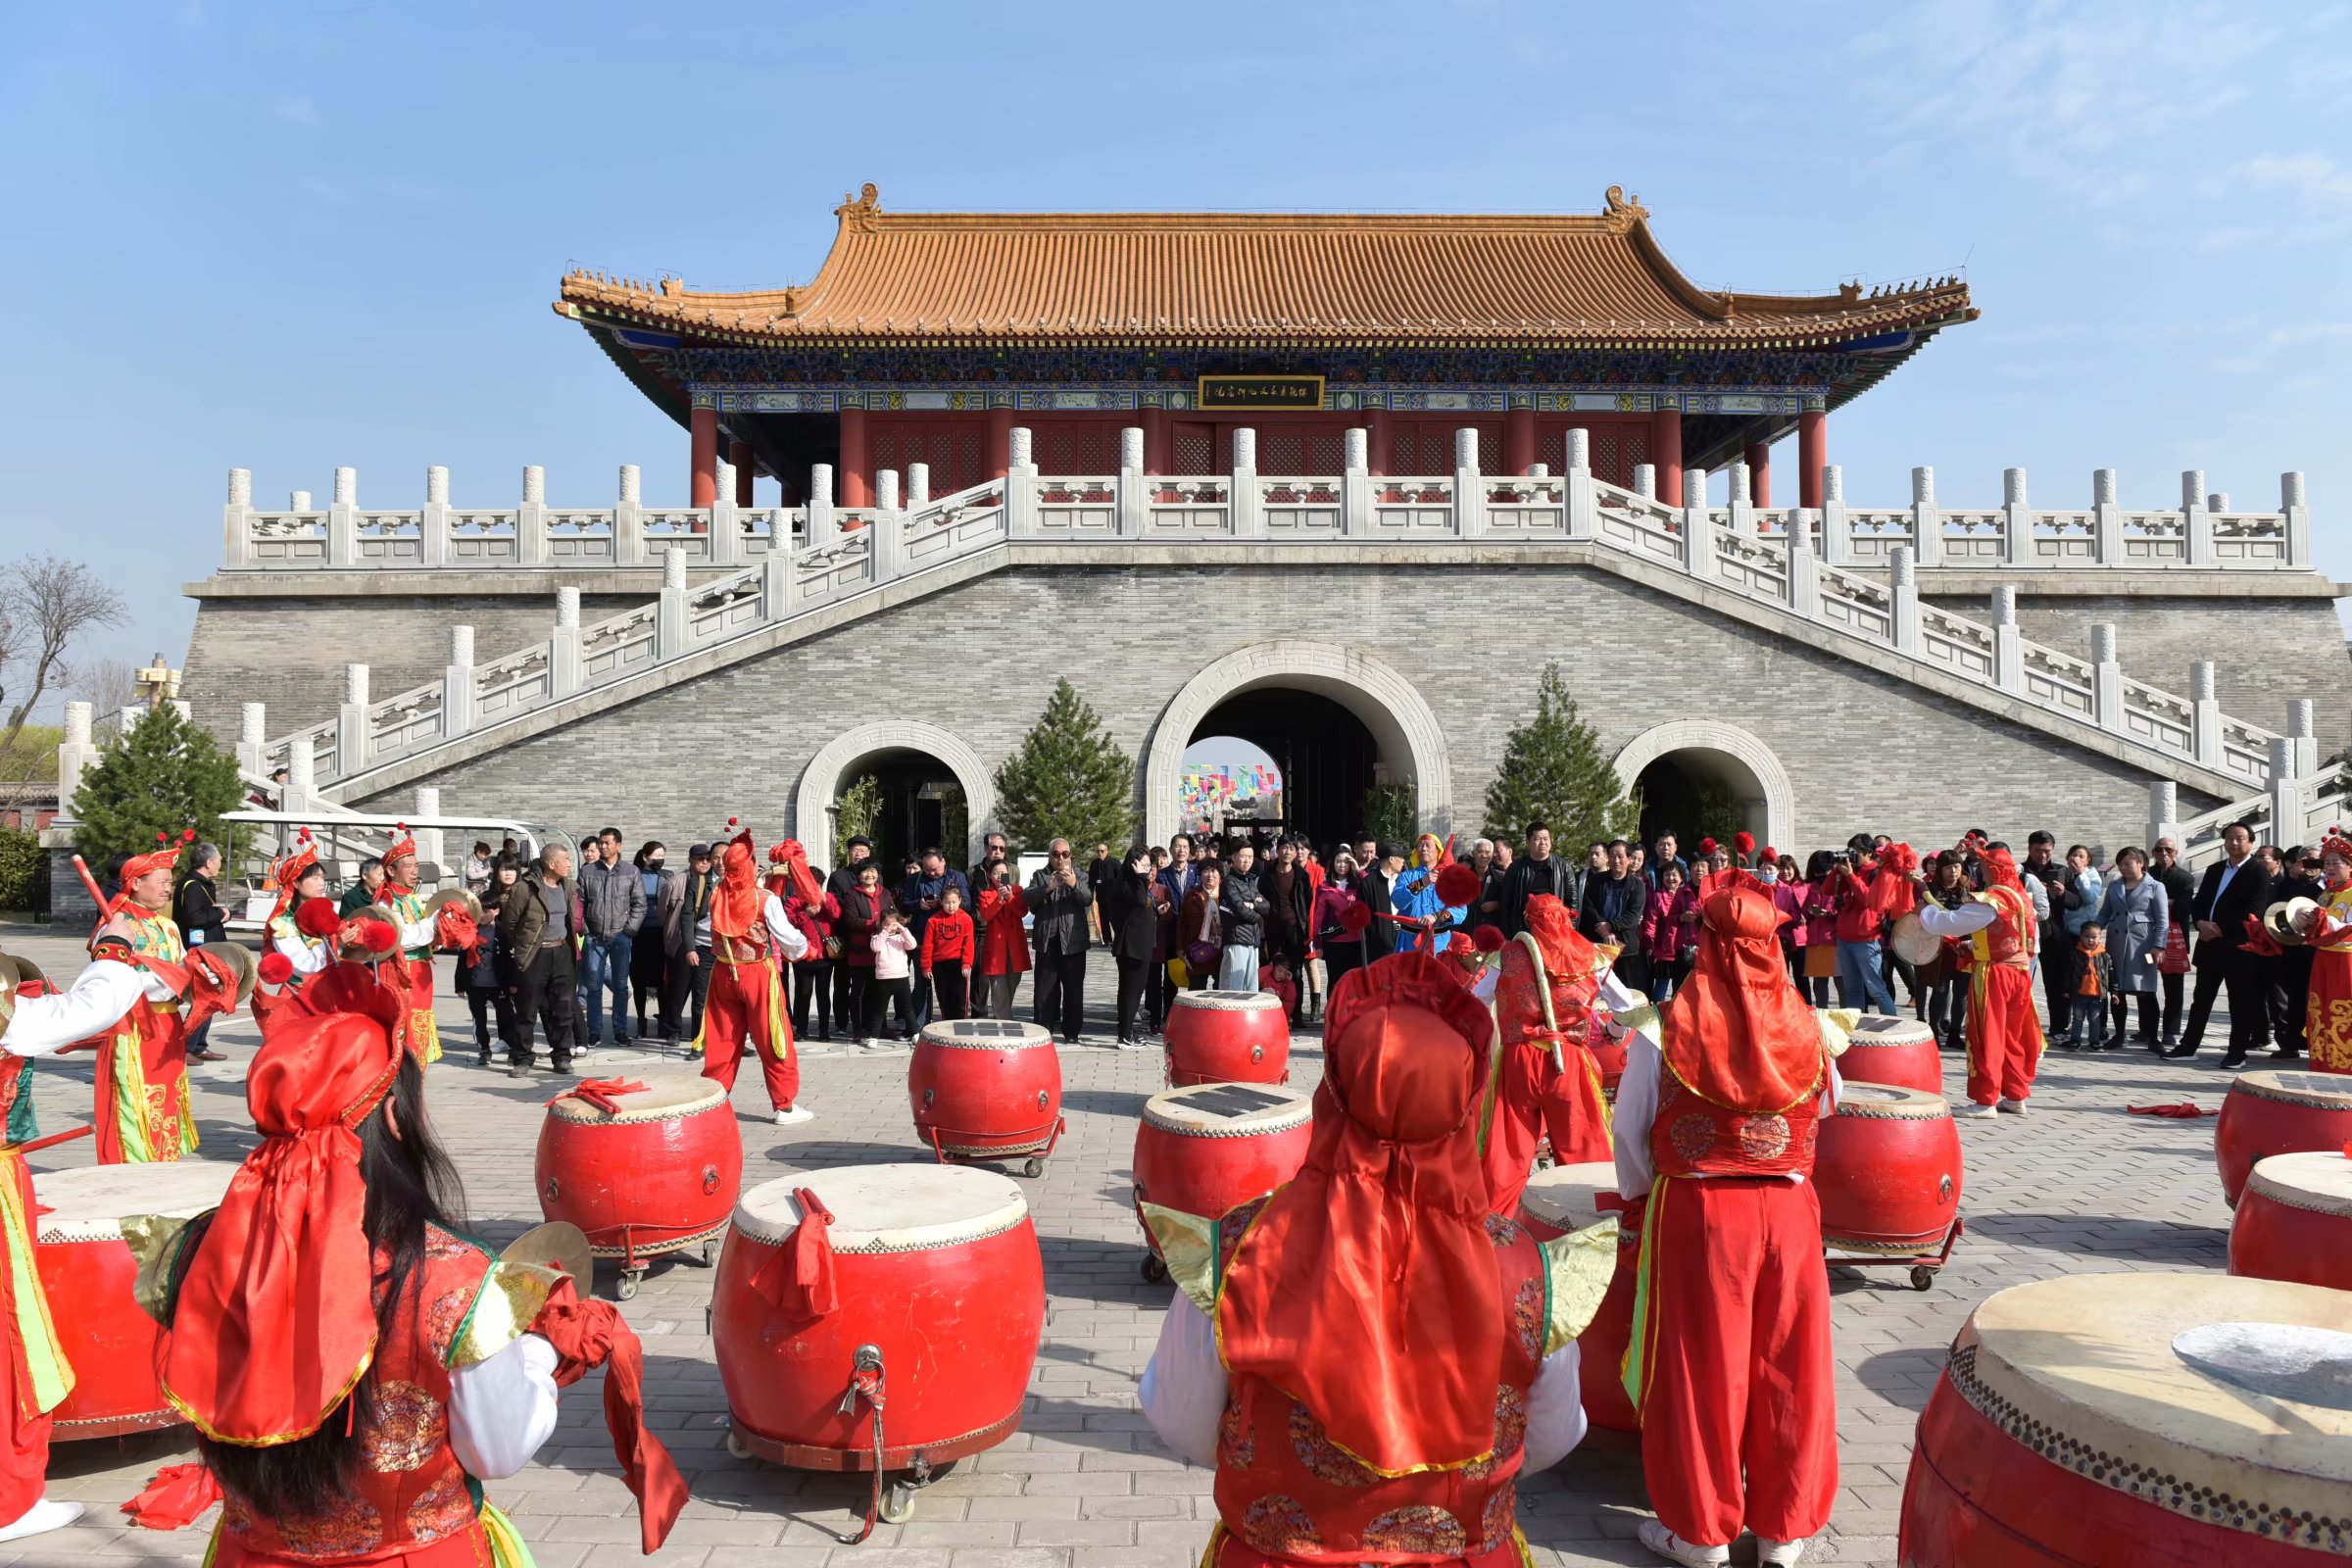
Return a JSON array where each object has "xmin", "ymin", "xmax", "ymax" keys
[{"xmin": 335, "ymin": 564, "xmax": 2203, "ymax": 861}]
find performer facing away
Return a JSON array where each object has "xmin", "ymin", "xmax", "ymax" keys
[
  {"xmin": 1482, "ymin": 893, "xmax": 1655, "ymax": 1215},
  {"xmin": 1911, "ymin": 844, "xmax": 2042, "ymax": 1116},
  {"xmin": 696, "ymin": 824, "xmax": 814, "ymax": 1126},
  {"xmin": 1140, "ymin": 955, "xmax": 1617, "ymax": 1568},
  {"xmin": 2295, "ymin": 830, "xmax": 2352, "ymax": 1073},
  {"xmin": 0, "ymin": 920, "xmax": 247, "ymax": 1542},
  {"xmin": 137, "ymin": 960, "xmax": 684, "ymax": 1565},
  {"xmin": 1613, "ymin": 871, "xmax": 1844, "ymax": 1568}
]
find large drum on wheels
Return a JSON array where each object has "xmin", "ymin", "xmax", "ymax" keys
[
  {"xmin": 1164, "ymin": 990, "xmax": 1289, "ymax": 1087},
  {"xmin": 2215, "ymin": 1069, "xmax": 2352, "ymax": 1207},
  {"xmin": 1516, "ymin": 1161, "xmax": 1639, "ymax": 1434},
  {"xmin": 1900, "ymin": 1272, "xmax": 2352, "ymax": 1567},
  {"xmin": 32, "ymin": 1160, "xmax": 236, "ymax": 1439},
  {"xmin": 909, "ymin": 1019, "xmax": 1064, "ymax": 1176},
  {"xmin": 2229, "ymin": 1151, "xmax": 2352, "ymax": 1290},
  {"xmin": 1814, "ymin": 1083, "xmax": 1963, "ymax": 1272},
  {"xmin": 1834, "ymin": 1013, "xmax": 1944, "ymax": 1096},
  {"xmin": 713, "ymin": 1165, "xmax": 1046, "ymax": 1524},
  {"xmin": 1132, "ymin": 1083, "xmax": 1313, "ymax": 1282},
  {"xmin": 536, "ymin": 1074, "xmax": 742, "ymax": 1299}
]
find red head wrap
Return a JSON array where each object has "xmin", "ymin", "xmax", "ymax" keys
[
  {"xmin": 2321, "ymin": 827, "xmax": 2352, "ymax": 864},
  {"xmin": 118, "ymin": 829, "xmax": 195, "ymax": 896},
  {"xmin": 268, "ymin": 830, "xmax": 320, "ymax": 927},
  {"xmin": 1219, "ymin": 956, "xmax": 1499, "ymax": 1475},
  {"xmin": 1981, "ymin": 847, "xmax": 2023, "ymax": 892},
  {"xmin": 1521, "ymin": 894, "xmax": 1598, "ymax": 984},
  {"xmin": 159, "ymin": 1005, "xmax": 403, "ymax": 1445},
  {"xmin": 380, "ymin": 822, "xmax": 416, "ymax": 867},
  {"xmin": 1658, "ymin": 872, "xmax": 1825, "ymax": 1113},
  {"xmin": 710, "ymin": 823, "xmax": 760, "ymax": 940},
  {"xmin": 764, "ymin": 839, "xmax": 822, "ymax": 906}
]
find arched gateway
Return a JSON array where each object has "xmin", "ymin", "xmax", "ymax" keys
[
  {"xmin": 793, "ymin": 720, "xmax": 996, "ymax": 868},
  {"xmin": 1145, "ymin": 641, "xmax": 1452, "ymax": 847},
  {"xmin": 1612, "ymin": 720, "xmax": 1794, "ymax": 854}
]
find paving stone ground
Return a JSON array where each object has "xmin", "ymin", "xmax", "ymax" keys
[{"xmin": 0, "ymin": 930, "xmax": 2255, "ymax": 1567}]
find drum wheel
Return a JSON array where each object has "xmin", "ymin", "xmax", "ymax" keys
[
  {"xmin": 1910, "ymin": 1265, "xmax": 1936, "ymax": 1292},
  {"xmin": 1022, "ymin": 1156, "xmax": 1047, "ymax": 1179},
  {"xmin": 1141, "ymin": 1252, "xmax": 1168, "ymax": 1284},
  {"xmin": 725, "ymin": 1429, "xmax": 751, "ymax": 1460},
  {"xmin": 617, "ymin": 1269, "xmax": 642, "ymax": 1301},
  {"xmin": 880, "ymin": 1479, "xmax": 916, "ymax": 1525},
  {"xmin": 698, "ymin": 1240, "xmax": 718, "ymax": 1266}
]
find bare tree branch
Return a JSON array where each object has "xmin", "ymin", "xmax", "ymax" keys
[{"xmin": 0, "ymin": 556, "xmax": 127, "ymax": 757}]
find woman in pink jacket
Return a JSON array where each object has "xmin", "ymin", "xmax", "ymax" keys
[
  {"xmin": 1797, "ymin": 849, "xmax": 1843, "ymax": 1004},
  {"xmin": 1642, "ymin": 861, "xmax": 1695, "ymax": 1000}
]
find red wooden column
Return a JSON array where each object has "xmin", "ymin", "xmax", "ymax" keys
[
  {"xmin": 1744, "ymin": 440, "xmax": 1771, "ymax": 507},
  {"xmin": 839, "ymin": 406, "xmax": 871, "ymax": 507},
  {"xmin": 1797, "ymin": 409, "xmax": 1828, "ymax": 509},
  {"xmin": 1367, "ymin": 408, "xmax": 1391, "ymax": 476},
  {"xmin": 728, "ymin": 439, "xmax": 756, "ymax": 506},
  {"xmin": 1651, "ymin": 404, "xmax": 1684, "ymax": 505},
  {"xmin": 987, "ymin": 406, "xmax": 1014, "ymax": 479},
  {"xmin": 1505, "ymin": 407, "xmax": 1537, "ymax": 474},
  {"xmin": 690, "ymin": 406, "xmax": 720, "ymax": 509},
  {"xmin": 1142, "ymin": 408, "xmax": 1170, "ymax": 474}
]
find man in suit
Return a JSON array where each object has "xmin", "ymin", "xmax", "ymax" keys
[{"xmin": 2166, "ymin": 820, "xmax": 2275, "ymax": 1065}]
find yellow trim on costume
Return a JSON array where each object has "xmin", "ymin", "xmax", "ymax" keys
[
  {"xmin": 1621, "ymin": 1175, "xmax": 1669, "ymax": 1408},
  {"xmin": 164, "ymin": 1340, "xmax": 376, "ymax": 1448},
  {"xmin": 1138, "ymin": 1201, "xmax": 1219, "ymax": 1315},
  {"xmin": 447, "ymin": 1259, "xmax": 562, "ymax": 1370},
  {"xmin": 127, "ymin": 1212, "xmax": 200, "ymax": 1325},
  {"xmin": 1817, "ymin": 1006, "xmax": 1860, "ymax": 1058},
  {"xmin": 481, "ymin": 1500, "xmax": 538, "ymax": 1568},
  {"xmin": 1537, "ymin": 1218, "xmax": 1620, "ymax": 1356},
  {"xmin": 109, "ymin": 1030, "xmax": 156, "ymax": 1163},
  {"xmin": 0, "ymin": 1151, "xmax": 73, "ymax": 1415},
  {"xmin": 764, "ymin": 963, "xmax": 792, "ymax": 1059},
  {"xmin": 1197, "ymin": 1522, "xmax": 1227, "ymax": 1568}
]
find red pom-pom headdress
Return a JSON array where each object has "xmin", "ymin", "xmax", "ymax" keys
[
  {"xmin": 1339, "ymin": 901, "xmax": 1372, "ymax": 936},
  {"xmin": 2321, "ymin": 827, "xmax": 2352, "ymax": 863},
  {"xmin": 295, "ymin": 898, "xmax": 343, "ymax": 941},
  {"xmin": 1733, "ymin": 831, "xmax": 1755, "ymax": 861},
  {"xmin": 381, "ymin": 821, "xmax": 417, "ymax": 865},
  {"xmin": 257, "ymin": 952, "xmax": 295, "ymax": 988},
  {"xmin": 1471, "ymin": 924, "xmax": 1505, "ymax": 954},
  {"xmin": 268, "ymin": 828, "xmax": 320, "ymax": 925},
  {"xmin": 1434, "ymin": 861, "xmax": 1483, "ymax": 907},
  {"xmin": 1880, "ymin": 842, "xmax": 1921, "ymax": 879},
  {"xmin": 119, "ymin": 828, "xmax": 197, "ymax": 890},
  {"xmin": 1696, "ymin": 838, "xmax": 1719, "ymax": 858}
]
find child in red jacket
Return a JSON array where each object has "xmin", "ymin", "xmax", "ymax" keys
[{"xmin": 920, "ymin": 886, "xmax": 977, "ymax": 1021}]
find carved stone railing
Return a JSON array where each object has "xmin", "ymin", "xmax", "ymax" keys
[{"xmin": 224, "ymin": 425, "xmax": 2320, "ymax": 804}]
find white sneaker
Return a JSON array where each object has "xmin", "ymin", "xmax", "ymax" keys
[
  {"xmin": 0, "ymin": 1498, "xmax": 82, "ymax": 1543},
  {"xmin": 1996, "ymin": 1098, "xmax": 2029, "ymax": 1115},
  {"xmin": 1114, "ymin": 1037, "xmax": 1153, "ymax": 1052},
  {"xmin": 1759, "ymin": 1539, "xmax": 1807, "ymax": 1566},
  {"xmin": 1638, "ymin": 1520, "xmax": 1728, "ymax": 1568},
  {"xmin": 1954, "ymin": 1102, "xmax": 1999, "ymax": 1119},
  {"xmin": 773, "ymin": 1105, "xmax": 815, "ymax": 1126}
]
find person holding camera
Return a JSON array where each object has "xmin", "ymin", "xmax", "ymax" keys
[
  {"xmin": 975, "ymin": 856, "xmax": 1031, "ymax": 1020},
  {"xmin": 1027, "ymin": 841, "xmax": 1093, "ymax": 1045}
]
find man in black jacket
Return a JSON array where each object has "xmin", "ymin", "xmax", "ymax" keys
[
  {"xmin": 1218, "ymin": 843, "xmax": 1271, "ymax": 990},
  {"xmin": 1498, "ymin": 821, "xmax": 1575, "ymax": 939},
  {"xmin": 2150, "ymin": 837, "xmax": 2198, "ymax": 1050},
  {"xmin": 2019, "ymin": 831, "xmax": 2075, "ymax": 1040},
  {"xmin": 173, "ymin": 843, "xmax": 230, "ymax": 1061},
  {"xmin": 1027, "ymin": 840, "xmax": 1093, "ymax": 1046},
  {"xmin": 2167, "ymin": 820, "xmax": 2275, "ymax": 1064},
  {"xmin": 2263, "ymin": 844, "xmax": 2321, "ymax": 1059}
]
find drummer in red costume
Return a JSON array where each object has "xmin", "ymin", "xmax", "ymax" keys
[
  {"xmin": 264, "ymin": 830, "xmax": 333, "ymax": 980},
  {"xmin": 1139, "ymin": 954, "xmax": 1619, "ymax": 1568},
  {"xmin": 1482, "ymin": 892, "xmax": 1656, "ymax": 1216},
  {"xmin": 1613, "ymin": 868, "xmax": 1846, "ymax": 1567},
  {"xmin": 2291, "ymin": 829, "xmax": 2352, "ymax": 1072},
  {"xmin": 0, "ymin": 915, "xmax": 249, "ymax": 1543},
  {"xmin": 1910, "ymin": 843, "xmax": 2042, "ymax": 1116},
  {"xmin": 695, "ymin": 823, "xmax": 815, "ymax": 1126},
  {"xmin": 127, "ymin": 944, "xmax": 684, "ymax": 1566},
  {"xmin": 372, "ymin": 824, "xmax": 481, "ymax": 1066}
]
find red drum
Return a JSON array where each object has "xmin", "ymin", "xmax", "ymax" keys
[
  {"xmin": 910, "ymin": 1018, "xmax": 1064, "ymax": 1174},
  {"xmin": 1814, "ymin": 1083, "xmax": 1963, "ymax": 1256},
  {"xmin": 1132, "ymin": 1083, "xmax": 1312, "ymax": 1276},
  {"xmin": 1901, "ymin": 1273, "xmax": 2352, "ymax": 1567},
  {"xmin": 714, "ymin": 1165, "xmax": 1045, "ymax": 1477},
  {"xmin": 1164, "ymin": 990, "xmax": 1289, "ymax": 1087},
  {"xmin": 536, "ymin": 1074, "xmax": 742, "ymax": 1289},
  {"xmin": 33, "ymin": 1160, "xmax": 235, "ymax": 1439},
  {"xmin": 1834, "ymin": 1012, "xmax": 1944, "ymax": 1096},
  {"xmin": 1516, "ymin": 1161, "xmax": 1639, "ymax": 1434},
  {"xmin": 2215, "ymin": 1069, "xmax": 2352, "ymax": 1208},
  {"xmin": 2229, "ymin": 1152, "xmax": 2352, "ymax": 1291}
]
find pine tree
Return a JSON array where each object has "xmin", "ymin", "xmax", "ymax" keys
[
  {"xmin": 69, "ymin": 705, "xmax": 246, "ymax": 868},
  {"xmin": 994, "ymin": 679, "xmax": 1136, "ymax": 851},
  {"xmin": 832, "ymin": 773, "xmax": 882, "ymax": 864},
  {"xmin": 1481, "ymin": 662, "xmax": 1637, "ymax": 848}
]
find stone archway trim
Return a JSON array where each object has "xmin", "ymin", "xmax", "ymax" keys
[
  {"xmin": 1611, "ymin": 719, "xmax": 1794, "ymax": 852},
  {"xmin": 793, "ymin": 720, "xmax": 996, "ymax": 868},
  {"xmin": 1144, "ymin": 640, "xmax": 1452, "ymax": 843}
]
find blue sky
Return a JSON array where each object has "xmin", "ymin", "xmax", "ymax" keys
[{"xmin": 4, "ymin": 0, "xmax": 2349, "ymax": 698}]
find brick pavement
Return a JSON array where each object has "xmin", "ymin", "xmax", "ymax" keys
[{"xmin": 0, "ymin": 935, "xmax": 2254, "ymax": 1567}]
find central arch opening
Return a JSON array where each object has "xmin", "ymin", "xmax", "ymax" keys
[
  {"xmin": 832, "ymin": 749, "xmax": 967, "ymax": 872},
  {"xmin": 1187, "ymin": 689, "xmax": 1379, "ymax": 849},
  {"xmin": 1634, "ymin": 748, "xmax": 1769, "ymax": 851}
]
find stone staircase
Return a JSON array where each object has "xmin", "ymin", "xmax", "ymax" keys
[{"xmin": 215, "ymin": 427, "xmax": 2327, "ymax": 862}]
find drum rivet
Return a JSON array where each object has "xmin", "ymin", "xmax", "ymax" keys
[
  {"xmin": 543, "ymin": 1178, "xmax": 560, "ymax": 1200},
  {"xmin": 923, "ymin": 1089, "xmax": 935, "ymax": 1107},
  {"xmin": 703, "ymin": 1165, "xmax": 720, "ymax": 1195},
  {"xmin": 1938, "ymin": 1175, "xmax": 1953, "ymax": 1200},
  {"xmin": 1036, "ymin": 1090, "xmax": 1049, "ymax": 1110},
  {"xmin": 1250, "ymin": 1047, "xmax": 1263, "ymax": 1061}
]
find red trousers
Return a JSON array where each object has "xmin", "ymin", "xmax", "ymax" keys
[
  {"xmin": 700, "ymin": 958, "xmax": 799, "ymax": 1111},
  {"xmin": 1633, "ymin": 1178, "xmax": 1837, "ymax": 1547},
  {"xmin": 0, "ymin": 1155, "xmax": 49, "ymax": 1528},
  {"xmin": 1965, "ymin": 962, "xmax": 2042, "ymax": 1105},
  {"xmin": 1482, "ymin": 1038, "xmax": 1611, "ymax": 1216}
]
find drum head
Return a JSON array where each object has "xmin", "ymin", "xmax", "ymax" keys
[
  {"xmin": 1142, "ymin": 1082, "xmax": 1312, "ymax": 1138},
  {"xmin": 1518, "ymin": 1161, "xmax": 1619, "ymax": 1231},
  {"xmin": 33, "ymin": 1161, "xmax": 238, "ymax": 1244},
  {"xmin": 920, "ymin": 1018, "xmax": 1056, "ymax": 1052},
  {"xmin": 1888, "ymin": 912, "xmax": 1941, "ymax": 967},
  {"xmin": 1172, "ymin": 990, "xmax": 1281, "ymax": 1014},
  {"xmin": 1955, "ymin": 1274, "xmax": 2352, "ymax": 1531},
  {"xmin": 733, "ymin": 1164, "xmax": 1028, "ymax": 1251},
  {"xmin": 2233, "ymin": 1070, "xmax": 2352, "ymax": 1112},
  {"xmin": 2246, "ymin": 1152, "xmax": 2352, "ymax": 1219},
  {"xmin": 1834, "ymin": 1082, "xmax": 1950, "ymax": 1121},
  {"xmin": 1843, "ymin": 1013, "xmax": 1935, "ymax": 1049},
  {"xmin": 546, "ymin": 1073, "xmax": 727, "ymax": 1123}
]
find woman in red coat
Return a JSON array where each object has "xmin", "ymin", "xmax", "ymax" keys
[
  {"xmin": 976, "ymin": 870, "xmax": 1031, "ymax": 1020},
  {"xmin": 781, "ymin": 880, "xmax": 842, "ymax": 1044}
]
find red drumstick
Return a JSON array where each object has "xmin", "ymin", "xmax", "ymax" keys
[{"xmin": 9, "ymin": 1124, "xmax": 92, "ymax": 1156}]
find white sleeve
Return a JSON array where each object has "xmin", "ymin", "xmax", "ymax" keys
[
  {"xmin": 447, "ymin": 1334, "xmax": 562, "ymax": 1480},
  {"xmin": 764, "ymin": 895, "xmax": 808, "ymax": 959},
  {"xmin": 1470, "ymin": 964, "xmax": 1498, "ymax": 1004},
  {"xmin": 1823, "ymin": 1058, "xmax": 1843, "ymax": 1116},
  {"xmin": 1140, "ymin": 1290, "xmax": 1227, "ymax": 1468},
  {"xmin": 1594, "ymin": 967, "xmax": 1646, "ymax": 1014},
  {"xmin": 393, "ymin": 911, "xmax": 439, "ymax": 948},
  {"xmin": 1522, "ymin": 1341, "xmax": 1588, "ymax": 1474},
  {"xmin": 0, "ymin": 960, "xmax": 146, "ymax": 1056},
  {"xmin": 272, "ymin": 930, "xmax": 328, "ymax": 976},
  {"xmin": 1611, "ymin": 1036, "xmax": 1662, "ymax": 1199},
  {"xmin": 1915, "ymin": 901, "xmax": 1998, "ymax": 938}
]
